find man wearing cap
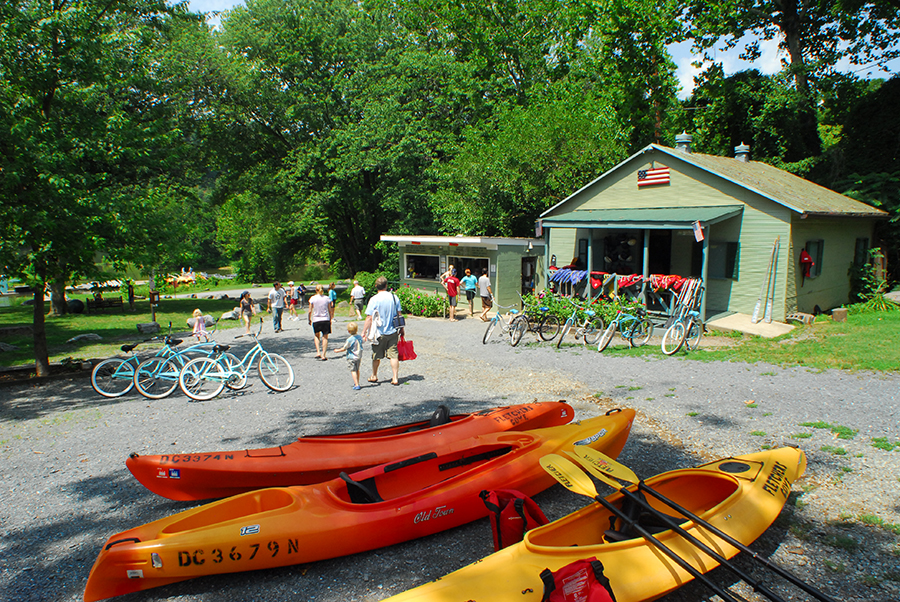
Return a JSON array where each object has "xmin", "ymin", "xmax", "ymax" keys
[
  {"xmin": 267, "ymin": 282, "xmax": 286, "ymax": 332},
  {"xmin": 287, "ymin": 281, "xmax": 299, "ymax": 320}
]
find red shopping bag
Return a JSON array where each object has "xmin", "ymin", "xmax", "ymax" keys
[{"xmin": 397, "ymin": 335, "xmax": 416, "ymax": 361}]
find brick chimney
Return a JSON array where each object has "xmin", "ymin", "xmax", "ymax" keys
[{"xmin": 735, "ymin": 143, "xmax": 750, "ymax": 162}]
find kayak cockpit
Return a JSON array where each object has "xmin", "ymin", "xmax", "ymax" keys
[
  {"xmin": 159, "ymin": 489, "xmax": 297, "ymax": 535},
  {"xmin": 331, "ymin": 441, "xmax": 520, "ymax": 505},
  {"xmin": 527, "ymin": 473, "xmax": 740, "ymax": 548}
]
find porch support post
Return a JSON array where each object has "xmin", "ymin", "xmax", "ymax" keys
[
  {"xmin": 586, "ymin": 234, "xmax": 593, "ymax": 300},
  {"xmin": 700, "ymin": 226, "xmax": 709, "ymax": 320},
  {"xmin": 641, "ymin": 229, "xmax": 650, "ymax": 306}
]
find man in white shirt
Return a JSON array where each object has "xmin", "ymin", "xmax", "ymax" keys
[
  {"xmin": 267, "ymin": 282, "xmax": 286, "ymax": 332},
  {"xmin": 362, "ymin": 277, "xmax": 403, "ymax": 385},
  {"xmin": 478, "ymin": 269, "xmax": 493, "ymax": 321},
  {"xmin": 350, "ymin": 280, "xmax": 366, "ymax": 320}
]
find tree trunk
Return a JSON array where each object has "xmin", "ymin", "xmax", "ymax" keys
[
  {"xmin": 32, "ymin": 288, "xmax": 51, "ymax": 377},
  {"xmin": 49, "ymin": 280, "xmax": 68, "ymax": 316},
  {"xmin": 780, "ymin": 0, "xmax": 821, "ymax": 159}
]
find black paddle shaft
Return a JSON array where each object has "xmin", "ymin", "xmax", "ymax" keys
[
  {"xmin": 612, "ymin": 487, "xmax": 788, "ymax": 602},
  {"xmin": 635, "ymin": 482, "xmax": 838, "ymax": 602},
  {"xmin": 589, "ymin": 493, "xmax": 749, "ymax": 602}
]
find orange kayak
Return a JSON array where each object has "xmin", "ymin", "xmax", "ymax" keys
[
  {"xmin": 127, "ymin": 401, "xmax": 575, "ymax": 500},
  {"xmin": 84, "ymin": 409, "xmax": 634, "ymax": 602}
]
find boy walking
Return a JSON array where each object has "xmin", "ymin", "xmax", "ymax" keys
[{"xmin": 334, "ymin": 322, "xmax": 364, "ymax": 389}]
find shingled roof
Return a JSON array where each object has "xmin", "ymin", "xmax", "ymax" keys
[{"xmin": 651, "ymin": 144, "xmax": 886, "ymax": 217}]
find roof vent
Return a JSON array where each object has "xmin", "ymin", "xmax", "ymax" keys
[
  {"xmin": 735, "ymin": 143, "xmax": 750, "ymax": 162},
  {"xmin": 675, "ymin": 132, "xmax": 692, "ymax": 153}
]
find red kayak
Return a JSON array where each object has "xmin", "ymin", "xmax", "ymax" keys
[
  {"xmin": 127, "ymin": 401, "xmax": 575, "ymax": 500},
  {"xmin": 85, "ymin": 409, "xmax": 634, "ymax": 602}
]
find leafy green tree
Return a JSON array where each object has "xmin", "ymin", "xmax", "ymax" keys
[
  {"xmin": 430, "ymin": 82, "xmax": 629, "ymax": 236},
  {"xmin": 0, "ymin": 0, "xmax": 198, "ymax": 374},
  {"xmin": 684, "ymin": 0, "xmax": 900, "ymax": 159}
]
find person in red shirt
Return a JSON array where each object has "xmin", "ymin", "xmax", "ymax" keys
[{"xmin": 442, "ymin": 268, "xmax": 461, "ymax": 322}]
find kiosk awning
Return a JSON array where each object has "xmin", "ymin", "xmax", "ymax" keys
[{"xmin": 540, "ymin": 206, "xmax": 743, "ymax": 230}]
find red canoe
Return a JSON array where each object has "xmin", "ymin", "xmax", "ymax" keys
[
  {"xmin": 127, "ymin": 401, "xmax": 575, "ymax": 500},
  {"xmin": 85, "ymin": 409, "xmax": 634, "ymax": 602}
]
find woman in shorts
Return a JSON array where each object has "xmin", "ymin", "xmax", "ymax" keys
[{"xmin": 308, "ymin": 284, "xmax": 334, "ymax": 359}]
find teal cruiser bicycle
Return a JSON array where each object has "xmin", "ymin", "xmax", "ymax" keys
[{"xmin": 178, "ymin": 319, "xmax": 294, "ymax": 401}]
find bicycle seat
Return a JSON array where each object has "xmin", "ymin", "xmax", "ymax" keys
[
  {"xmin": 585, "ymin": 310, "xmax": 595, "ymax": 316},
  {"xmin": 213, "ymin": 344, "xmax": 231, "ymax": 353},
  {"xmin": 121, "ymin": 343, "xmax": 139, "ymax": 353},
  {"xmin": 509, "ymin": 309, "xmax": 519, "ymax": 314},
  {"xmin": 166, "ymin": 338, "xmax": 183, "ymax": 346},
  {"xmin": 539, "ymin": 307, "xmax": 549, "ymax": 312}
]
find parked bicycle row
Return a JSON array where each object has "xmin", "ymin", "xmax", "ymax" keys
[
  {"xmin": 90, "ymin": 318, "xmax": 294, "ymax": 401},
  {"xmin": 481, "ymin": 289, "xmax": 705, "ymax": 355}
]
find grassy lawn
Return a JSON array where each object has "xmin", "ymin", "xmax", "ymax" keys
[
  {"xmin": 0, "ymin": 277, "xmax": 353, "ymax": 368},
  {"xmin": 563, "ymin": 309, "xmax": 900, "ymax": 373},
  {"xmin": 700, "ymin": 310, "xmax": 900, "ymax": 372}
]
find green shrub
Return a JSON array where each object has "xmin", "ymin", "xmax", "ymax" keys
[
  {"xmin": 396, "ymin": 287, "xmax": 447, "ymax": 318},
  {"xmin": 523, "ymin": 292, "xmax": 644, "ymax": 324}
]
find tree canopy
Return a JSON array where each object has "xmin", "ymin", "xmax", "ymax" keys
[{"xmin": 1, "ymin": 0, "xmax": 899, "ymax": 373}]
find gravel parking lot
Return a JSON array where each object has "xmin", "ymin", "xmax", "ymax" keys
[{"xmin": 2, "ymin": 310, "xmax": 898, "ymax": 602}]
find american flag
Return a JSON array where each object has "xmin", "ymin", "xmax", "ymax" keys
[{"xmin": 637, "ymin": 166, "xmax": 670, "ymax": 187}]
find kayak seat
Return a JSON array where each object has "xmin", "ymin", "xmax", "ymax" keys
[
  {"xmin": 430, "ymin": 405, "xmax": 451, "ymax": 427},
  {"xmin": 406, "ymin": 404, "xmax": 451, "ymax": 432},
  {"xmin": 340, "ymin": 472, "xmax": 384, "ymax": 504},
  {"xmin": 604, "ymin": 492, "xmax": 684, "ymax": 542}
]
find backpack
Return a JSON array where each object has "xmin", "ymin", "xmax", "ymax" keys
[
  {"xmin": 479, "ymin": 489, "xmax": 549, "ymax": 551},
  {"xmin": 540, "ymin": 557, "xmax": 617, "ymax": 602}
]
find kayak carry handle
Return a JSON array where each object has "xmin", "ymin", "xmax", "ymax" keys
[{"xmin": 105, "ymin": 537, "xmax": 140, "ymax": 551}]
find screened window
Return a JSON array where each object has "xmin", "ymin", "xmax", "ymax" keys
[
  {"xmin": 448, "ymin": 256, "xmax": 489, "ymax": 278},
  {"xmin": 708, "ymin": 242, "xmax": 740, "ymax": 279},
  {"xmin": 405, "ymin": 254, "xmax": 440, "ymax": 280},
  {"xmin": 805, "ymin": 240, "xmax": 824, "ymax": 278},
  {"xmin": 854, "ymin": 238, "xmax": 869, "ymax": 267}
]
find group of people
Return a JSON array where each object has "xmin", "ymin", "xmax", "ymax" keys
[
  {"xmin": 232, "ymin": 277, "xmax": 403, "ymax": 390},
  {"xmin": 440, "ymin": 265, "xmax": 493, "ymax": 321}
]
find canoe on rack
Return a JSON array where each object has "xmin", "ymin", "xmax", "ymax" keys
[
  {"xmin": 127, "ymin": 401, "xmax": 575, "ymax": 500},
  {"xmin": 85, "ymin": 409, "xmax": 634, "ymax": 602},
  {"xmin": 378, "ymin": 446, "xmax": 807, "ymax": 602}
]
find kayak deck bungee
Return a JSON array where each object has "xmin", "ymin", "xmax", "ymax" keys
[
  {"xmin": 127, "ymin": 401, "xmax": 575, "ymax": 500},
  {"xmin": 84, "ymin": 409, "xmax": 634, "ymax": 602},
  {"xmin": 379, "ymin": 446, "xmax": 807, "ymax": 602}
]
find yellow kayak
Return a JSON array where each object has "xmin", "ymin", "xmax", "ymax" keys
[{"xmin": 381, "ymin": 446, "xmax": 807, "ymax": 602}]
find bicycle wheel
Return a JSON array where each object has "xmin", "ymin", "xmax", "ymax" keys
[
  {"xmin": 661, "ymin": 322, "xmax": 687, "ymax": 355},
  {"xmin": 221, "ymin": 353, "xmax": 248, "ymax": 390},
  {"xmin": 556, "ymin": 320, "xmax": 573, "ymax": 349},
  {"xmin": 538, "ymin": 314, "xmax": 561, "ymax": 342},
  {"xmin": 597, "ymin": 321, "xmax": 617, "ymax": 352},
  {"xmin": 629, "ymin": 319, "xmax": 654, "ymax": 348},
  {"xmin": 483, "ymin": 317, "xmax": 498, "ymax": 344},
  {"xmin": 258, "ymin": 353, "xmax": 294, "ymax": 392},
  {"xmin": 686, "ymin": 319, "xmax": 704, "ymax": 351},
  {"xmin": 179, "ymin": 357, "xmax": 226, "ymax": 401},
  {"xmin": 509, "ymin": 316, "xmax": 527, "ymax": 347},
  {"xmin": 91, "ymin": 358, "xmax": 135, "ymax": 397},
  {"xmin": 582, "ymin": 317, "xmax": 607, "ymax": 347},
  {"xmin": 133, "ymin": 356, "xmax": 183, "ymax": 399}
]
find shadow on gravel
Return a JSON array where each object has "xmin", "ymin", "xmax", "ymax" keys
[{"xmin": 0, "ymin": 335, "xmax": 321, "ymax": 424}]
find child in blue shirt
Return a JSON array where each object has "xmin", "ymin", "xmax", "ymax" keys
[{"xmin": 334, "ymin": 322, "xmax": 364, "ymax": 389}]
